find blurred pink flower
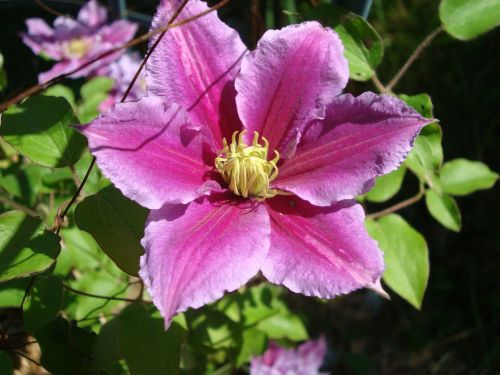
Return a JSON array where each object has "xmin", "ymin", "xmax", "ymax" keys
[
  {"xmin": 98, "ymin": 51, "xmax": 147, "ymax": 112},
  {"xmin": 21, "ymin": 0, "xmax": 137, "ymax": 83},
  {"xmin": 250, "ymin": 338, "xmax": 328, "ymax": 375},
  {"xmin": 81, "ymin": 0, "xmax": 431, "ymax": 327}
]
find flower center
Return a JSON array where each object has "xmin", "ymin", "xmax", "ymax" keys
[
  {"xmin": 63, "ymin": 38, "xmax": 91, "ymax": 59},
  {"xmin": 215, "ymin": 131, "xmax": 281, "ymax": 201}
]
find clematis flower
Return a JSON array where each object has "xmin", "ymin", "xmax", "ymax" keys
[
  {"xmin": 21, "ymin": 0, "xmax": 137, "ymax": 83},
  {"xmin": 98, "ymin": 51, "xmax": 147, "ymax": 112},
  {"xmin": 80, "ymin": 0, "xmax": 432, "ymax": 327},
  {"xmin": 250, "ymin": 338, "xmax": 328, "ymax": 375}
]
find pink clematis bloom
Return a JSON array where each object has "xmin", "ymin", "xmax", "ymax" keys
[
  {"xmin": 21, "ymin": 0, "xmax": 137, "ymax": 83},
  {"xmin": 98, "ymin": 51, "xmax": 147, "ymax": 112},
  {"xmin": 250, "ymin": 338, "xmax": 328, "ymax": 375},
  {"xmin": 81, "ymin": 0, "xmax": 432, "ymax": 327}
]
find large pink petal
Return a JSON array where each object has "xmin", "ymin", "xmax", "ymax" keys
[
  {"xmin": 235, "ymin": 22, "xmax": 348, "ymax": 158},
  {"xmin": 275, "ymin": 92, "xmax": 432, "ymax": 206},
  {"xmin": 262, "ymin": 196, "xmax": 383, "ymax": 298},
  {"xmin": 80, "ymin": 97, "xmax": 219, "ymax": 209},
  {"xmin": 77, "ymin": 0, "xmax": 107, "ymax": 28},
  {"xmin": 147, "ymin": 0, "xmax": 247, "ymax": 148},
  {"xmin": 140, "ymin": 195, "xmax": 270, "ymax": 326}
]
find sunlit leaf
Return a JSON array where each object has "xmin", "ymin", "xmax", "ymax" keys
[
  {"xmin": 44, "ymin": 84, "xmax": 76, "ymax": 109},
  {"xmin": 64, "ymin": 268, "xmax": 128, "ymax": 322},
  {"xmin": 366, "ymin": 165, "xmax": 406, "ymax": 203},
  {"xmin": 0, "ymin": 211, "xmax": 60, "ymax": 282},
  {"xmin": 236, "ymin": 328, "xmax": 267, "ymax": 366},
  {"xmin": 335, "ymin": 13, "xmax": 384, "ymax": 81},
  {"xmin": 78, "ymin": 77, "xmax": 114, "ymax": 123},
  {"xmin": 440, "ymin": 159, "xmax": 498, "ymax": 196},
  {"xmin": 257, "ymin": 313, "xmax": 308, "ymax": 341},
  {"xmin": 237, "ymin": 285, "xmax": 308, "ymax": 341},
  {"xmin": 0, "ymin": 163, "xmax": 49, "ymax": 205},
  {"xmin": 440, "ymin": 0, "xmax": 500, "ymax": 40},
  {"xmin": 366, "ymin": 215, "xmax": 429, "ymax": 309},
  {"xmin": 400, "ymin": 94, "xmax": 442, "ymax": 191},
  {"xmin": 305, "ymin": 4, "xmax": 383, "ymax": 80},
  {"xmin": 425, "ymin": 190, "xmax": 461, "ymax": 232},
  {"xmin": 0, "ymin": 278, "xmax": 31, "ymax": 308},
  {"xmin": 0, "ymin": 95, "xmax": 86, "ymax": 168}
]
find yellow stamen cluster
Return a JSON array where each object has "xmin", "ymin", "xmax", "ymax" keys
[
  {"xmin": 63, "ymin": 38, "xmax": 91, "ymax": 59},
  {"xmin": 215, "ymin": 131, "xmax": 280, "ymax": 201}
]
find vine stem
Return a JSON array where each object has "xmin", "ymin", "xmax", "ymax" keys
[
  {"xmin": 386, "ymin": 26, "xmax": 443, "ymax": 92},
  {"xmin": 367, "ymin": 184, "xmax": 426, "ymax": 220},
  {"xmin": 371, "ymin": 73, "xmax": 387, "ymax": 93},
  {"xmin": 13, "ymin": 351, "xmax": 43, "ymax": 368},
  {"xmin": 34, "ymin": 0, "xmax": 67, "ymax": 18},
  {"xmin": 0, "ymin": 193, "xmax": 38, "ymax": 217},
  {"xmin": 69, "ymin": 165, "xmax": 82, "ymax": 187},
  {"xmin": 121, "ymin": 0, "xmax": 189, "ymax": 102},
  {"xmin": 62, "ymin": 283, "xmax": 152, "ymax": 303},
  {"xmin": 0, "ymin": 0, "xmax": 231, "ymax": 113},
  {"xmin": 56, "ymin": 156, "xmax": 95, "ymax": 234},
  {"xmin": 19, "ymin": 277, "xmax": 36, "ymax": 308}
]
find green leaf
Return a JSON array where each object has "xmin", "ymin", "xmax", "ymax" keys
[
  {"xmin": 187, "ymin": 308, "xmax": 240, "ymax": 353},
  {"xmin": 23, "ymin": 276, "xmax": 63, "ymax": 331},
  {"xmin": 77, "ymin": 92, "xmax": 108, "ymax": 123},
  {"xmin": 439, "ymin": 0, "xmax": 500, "ymax": 40},
  {"xmin": 75, "ymin": 185, "xmax": 147, "ymax": 275},
  {"xmin": 425, "ymin": 190, "xmax": 462, "ymax": 232},
  {"xmin": 366, "ymin": 214, "xmax": 429, "ymax": 309},
  {"xmin": 232, "ymin": 285, "xmax": 308, "ymax": 341},
  {"xmin": 399, "ymin": 93, "xmax": 434, "ymax": 118},
  {"xmin": 257, "ymin": 313, "xmax": 308, "ymax": 341},
  {"xmin": 56, "ymin": 227, "xmax": 102, "ymax": 276},
  {"xmin": 97, "ymin": 304, "xmax": 187, "ymax": 375},
  {"xmin": 63, "ymin": 267, "xmax": 127, "ymax": 323},
  {"xmin": 366, "ymin": 165, "xmax": 406, "ymax": 203},
  {"xmin": 335, "ymin": 13, "xmax": 384, "ymax": 81},
  {"xmin": 236, "ymin": 328, "xmax": 267, "ymax": 366},
  {"xmin": 75, "ymin": 152, "xmax": 109, "ymax": 195},
  {"xmin": 0, "ymin": 95, "xmax": 86, "ymax": 168},
  {"xmin": 81, "ymin": 77, "xmax": 114, "ymax": 100},
  {"xmin": 440, "ymin": 158, "xmax": 498, "ymax": 196},
  {"xmin": 35, "ymin": 317, "xmax": 98, "ymax": 375},
  {"xmin": 44, "ymin": 84, "xmax": 76, "ymax": 109},
  {"xmin": 0, "ymin": 278, "xmax": 31, "ymax": 307},
  {"xmin": 0, "ymin": 211, "xmax": 60, "ymax": 282},
  {"xmin": 1, "ymin": 163, "xmax": 49, "ymax": 205},
  {"xmin": 305, "ymin": 4, "xmax": 383, "ymax": 81},
  {"xmin": 78, "ymin": 77, "xmax": 114, "ymax": 123},
  {"xmin": 93, "ymin": 317, "xmax": 122, "ymax": 368},
  {"xmin": 405, "ymin": 123, "xmax": 443, "ymax": 191},
  {"xmin": 400, "ymin": 94, "xmax": 442, "ymax": 190}
]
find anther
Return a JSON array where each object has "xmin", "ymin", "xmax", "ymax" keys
[{"xmin": 215, "ymin": 131, "xmax": 282, "ymax": 200}]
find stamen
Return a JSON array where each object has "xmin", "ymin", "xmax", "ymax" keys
[{"xmin": 215, "ymin": 131, "xmax": 286, "ymax": 200}]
